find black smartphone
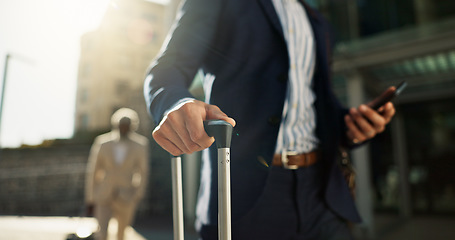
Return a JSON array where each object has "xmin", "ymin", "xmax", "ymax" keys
[{"xmin": 367, "ymin": 81, "xmax": 407, "ymax": 110}]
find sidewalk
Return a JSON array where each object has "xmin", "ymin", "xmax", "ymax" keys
[
  {"xmin": 0, "ymin": 214, "xmax": 454, "ymax": 240},
  {"xmin": 0, "ymin": 215, "xmax": 198, "ymax": 240}
]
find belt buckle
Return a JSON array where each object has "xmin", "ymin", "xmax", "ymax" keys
[{"xmin": 281, "ymin": 150, "xmax": 299, "ymax": 170}]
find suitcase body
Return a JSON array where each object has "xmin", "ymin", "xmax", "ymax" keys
[{"xmin": 65, "ymin": 233, "xmax": 94, "ymax": 240}]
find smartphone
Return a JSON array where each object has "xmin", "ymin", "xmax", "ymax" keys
[{"xmin": 367, "ymin": 81, "xmax": 407, "ymax": 110}]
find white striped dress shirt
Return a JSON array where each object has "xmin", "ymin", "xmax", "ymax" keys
[{"xmin": 272, "ymin": 0, "xmax": 320, "ymax": 154}]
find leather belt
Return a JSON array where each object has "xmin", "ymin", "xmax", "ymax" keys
[{"xmin": 272, "ymin": 150, "xmax": 319, "ymax": 169}]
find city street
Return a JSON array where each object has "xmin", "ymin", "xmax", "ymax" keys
[
  {"xmin": 0, "ymin": 215, "xmax": 198, "ymax": 240},
  {"xmin": 1, "ymin": 214, "xmax": 455, "ymax": 240}
]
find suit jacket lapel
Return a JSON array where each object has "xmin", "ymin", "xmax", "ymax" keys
[
  {"xmin": 257, "ymin": 0, "xmax": 285, "ymax": 39},
  {"xmin": 299, "ymin": 0, "xmax": 331, "ymax": 70},
  {"xmin": 258, "ymin": 0, "xmax": 330, "ymax": 68},
  {"xmin": 299, "ymin": 0, "xmax": 319, "ymax": 21}
]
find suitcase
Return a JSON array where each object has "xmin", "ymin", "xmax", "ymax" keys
[
  {"xmin": 64, "ymin": 208, "xmax": 95, "ymax": 240},
  {"xmin": 171, "ymin": 120, "xmax": 233, "ymax": 240},
  {"xmin": 65, "ymin": 232, "xmax": 94, "ymax": 240}
]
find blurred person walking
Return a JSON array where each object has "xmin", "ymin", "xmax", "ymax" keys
[{"xmin": 85, "ymin": 108, "xmax": 149, "ymax": 240}]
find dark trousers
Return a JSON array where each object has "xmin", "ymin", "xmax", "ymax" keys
[{"xmin": 199, "ymin": 162, "xmax": 354, "ymax": 240}]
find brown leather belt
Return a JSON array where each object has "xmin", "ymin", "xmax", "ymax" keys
[{"xmin": 272, "ymin": 151, "xmax": 319, "ymax": 169}]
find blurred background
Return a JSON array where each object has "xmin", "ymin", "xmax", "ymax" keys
[{"xmin": 0, "ymin": 0, "xmax": 454, "ymax": 239}]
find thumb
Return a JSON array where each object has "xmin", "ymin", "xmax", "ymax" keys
[{"xmin": 205, "ymin": 104, "xmax": 236, "ymax": 127}]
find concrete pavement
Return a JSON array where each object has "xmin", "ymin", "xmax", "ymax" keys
[
  {"xmin": 1, "ymin": 214, "xmax": 455, "ymax": 240},
  {"xmin": 0, "ymin": 215, "xmax": 198, "ymax": 240}
]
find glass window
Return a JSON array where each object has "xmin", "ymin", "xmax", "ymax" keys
[
  {"xmin": 370, "ymin": 98, "xmax": 455, "ymax": 214},
  {"xmin": 317, "ymin": 0, "xmax": 455, "ymax": 42}
]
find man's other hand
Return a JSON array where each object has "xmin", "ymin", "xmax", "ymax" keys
[{"xmin": 344, "ymin": 102, "xmax": 395, "ymax": 144}]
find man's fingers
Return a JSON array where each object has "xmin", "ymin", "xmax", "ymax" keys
[
  {"xmin": 166, "ymin": 111, "xmax": 206, "ymax": 153},
  {"xmin": 152, "ymin": 128, "xmax": 184, "ymax": 156},
  {"xmin": 345, "ymin": 114, "xmax": 368, "ymax": 143},
  {"xmin": 205, "ymin": 104, "xmax": 236, "ymax": 127},
  {"xmin": 186, "ymin": 120, "xmax": 214, "ymax": 149},
  {"xmin": 153, "ymin": 112, "xmax": 197, "ymax": 155},
  {"xmin": 349, "ymin": 107, "xmax": 377, "ymax": 137},
  {"xmin": 381, "ymin": 102, "xmax": 396, "ymax": 123},
  {"xmin": 178, "ymin": 102, "xmax": 215, "ymax": 149},
  {"xmin": 358, "ymin": 104, "xmax": 387, "ymax": 133},
  {"xmin": 345, "ymin": 102, "xmax": 396, "ymax": 145}
]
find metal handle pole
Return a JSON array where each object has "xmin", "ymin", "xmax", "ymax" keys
[
  {"xmin": 171, "ymin": 156, "xmax": 184, "ymax": 240},
  {"xmin": 204, "ymin": 120, "xmax": 233, "ymax": 240},
  {"xmin": 218, "ymin": 148, "xmax": 231, "ymax": 240}
]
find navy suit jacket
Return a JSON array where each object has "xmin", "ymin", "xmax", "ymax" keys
[{"xmin": 144, "ymin": 0, "xmax": 362, "ymax": 226}]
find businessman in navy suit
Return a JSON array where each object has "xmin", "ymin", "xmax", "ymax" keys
[{"xmin": 144, "ymin": 0, "xmax": 395, "ymax": 239}]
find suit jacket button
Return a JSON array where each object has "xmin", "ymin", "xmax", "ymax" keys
[{"xmin": 268, "ymin": 116, "xmax": 281, "ymax": 126}]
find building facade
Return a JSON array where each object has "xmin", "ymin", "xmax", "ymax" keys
[
  {"xmin": 74, "ymin": 0, "xmax": 168, "ymax": 137},
  {"xmin": 70, "ymin": 0, "xmax": 185, "ymax": 219}
]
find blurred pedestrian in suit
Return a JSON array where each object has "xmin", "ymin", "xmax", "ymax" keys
[{"xmin": 85, "ymin": 108, "xmax": 149, "ymax": 240}]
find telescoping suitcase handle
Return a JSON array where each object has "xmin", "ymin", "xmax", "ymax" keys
[{"xmin": 171, "ymin": 120, "xmax": 234, "ymax": 240}]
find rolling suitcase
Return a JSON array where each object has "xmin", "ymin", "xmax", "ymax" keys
[
  {"xmin": 64, "ymin": 206, "xmax": 95, "ymax": 240},
  {"xmin": 171, "ymin": 120, "xmax": 233, "ymax": 240}
]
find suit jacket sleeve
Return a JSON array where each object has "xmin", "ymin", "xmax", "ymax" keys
[{"xmin": 144, "ymin": 0, "xmax": 224, "ymax": 123}]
